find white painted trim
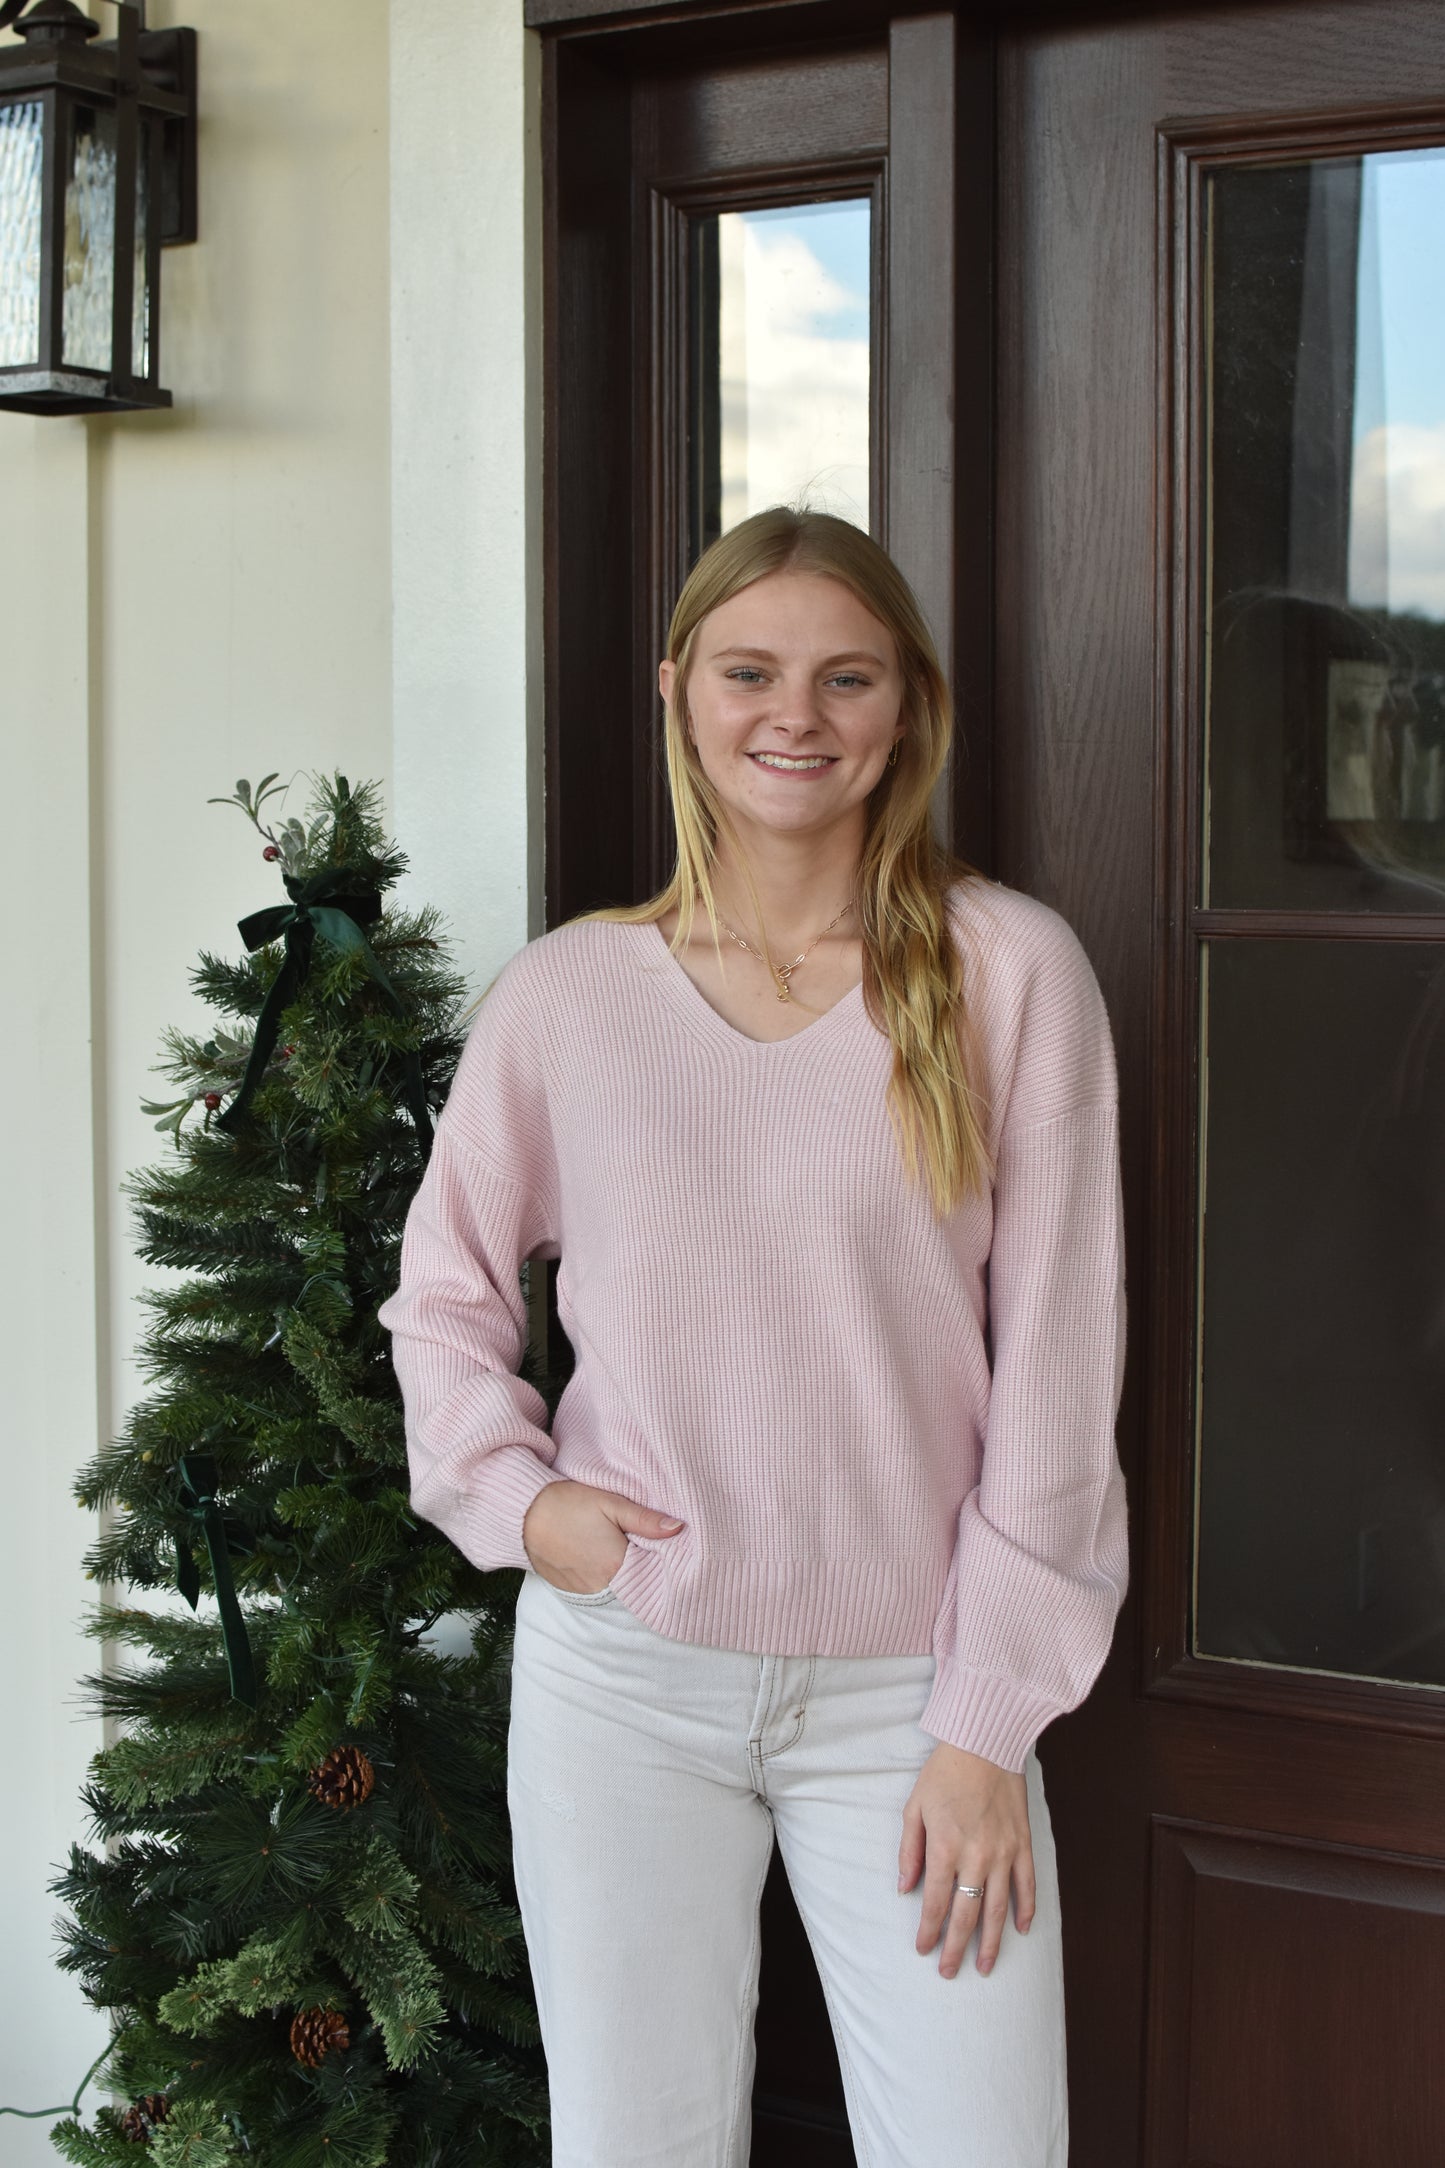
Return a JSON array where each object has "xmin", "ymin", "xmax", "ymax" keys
[
  {"xmin": 0, "ymin": 418, "xmax": 113, "ymax": 2144},
  {"xmin": 389, "ymin": 0, "xmax": 546, "ymax": 996}
]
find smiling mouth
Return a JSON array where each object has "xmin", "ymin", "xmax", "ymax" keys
[{"xmin": 747, "ymin": 753, "xmax": 840, "ymax": 771}]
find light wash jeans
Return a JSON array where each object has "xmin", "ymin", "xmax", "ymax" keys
[{"xmin": 506, "ymin": 1567, "xmax": 1069, "ymax": 2167}]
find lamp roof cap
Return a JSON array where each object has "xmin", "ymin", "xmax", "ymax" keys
[{"xmin": 13, "ymin": 1, "xmax": 100, "ymax": 45}]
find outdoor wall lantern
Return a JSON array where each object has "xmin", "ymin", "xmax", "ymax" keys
[{"xmin": 0, "ymin": 0, "xmax": 196, "ymax": 414}]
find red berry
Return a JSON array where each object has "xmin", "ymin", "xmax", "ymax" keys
[
  {"xmin": 263, "ymin": 845, "xmax": 281, "ymax": 862},
  {"xmin": 203, "ymin": 1091, "xmax": 222, "ymax": 1112},
  {"xmin": 281, "ymin": 1045, "xmax": 297, "ymax": 1060}
]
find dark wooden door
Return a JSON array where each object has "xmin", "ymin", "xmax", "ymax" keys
[{"xmin": 995, "ymin": 4, "xmax": 1445, "ymax": 2161}]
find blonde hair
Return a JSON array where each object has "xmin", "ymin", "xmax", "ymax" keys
[{"xmin": 474, "ymin": 506, "xmax": 996, "ymax": 1218}]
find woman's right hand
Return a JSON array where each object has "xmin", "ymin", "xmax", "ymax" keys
[{"xmin": 522, "ymin": 1478, "xmax": 686, "ymax": 1594}]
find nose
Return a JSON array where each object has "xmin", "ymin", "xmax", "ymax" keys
[{"xmin": 772, "ymin": 673, "xmax": 828, "ymax": 735}]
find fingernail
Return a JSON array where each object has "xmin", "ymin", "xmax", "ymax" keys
[
  {"xmin": 658, "ymin": 1517, "xmax": 684, "ymax": 1531},
  {"xmin": 897, "ymin": 1874, "xmax": 907, "ymax": 1892}
]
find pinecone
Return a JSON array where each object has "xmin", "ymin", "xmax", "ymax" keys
[
  {"xmin": 290, "ymin": 2006, "xmax": 351, "ymax": 2066},
  {"xmin": 305, "ymin": 1742, "xmax": 375, "ymax": 1811},
  {"xmin": 119, "ymin": 2092, "xmax": 171, "ymax": 2142}
]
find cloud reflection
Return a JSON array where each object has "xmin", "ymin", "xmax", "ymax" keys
[
  {"xmin": 1350, "ymin": 422, "xmax": 1445, "ymax": 621},
  {"xmin": 718, "ymin": 207, "xmax": 870, "ymax": 534}
]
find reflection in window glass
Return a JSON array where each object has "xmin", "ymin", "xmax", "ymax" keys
[
  {"xmin": 690, "ymin": 198, "xmax": 870, "ymax": 558},
  {"xmin": 1194, "ymin": 937, "xmax": 1445, "ymax": 1690},
  {"xmin": 1205, "ymin": 146, "xmax": 1445, "ymax": 910},
  {"xmin": 1197, "ymin": 141, "xmax": 1445, "ymax": 1696}
]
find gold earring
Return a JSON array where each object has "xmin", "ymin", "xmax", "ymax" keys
[{"xmin": 887, "ymin": 739, "xmax": 900, "ymax": 766}]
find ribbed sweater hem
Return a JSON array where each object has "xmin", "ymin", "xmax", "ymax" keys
[
  {"xmin": 608, "ymin": 1541, "xmax": 949, "ymax": 1657},
  {"xmin": 604, "ymin": 1545, "xmax": 1066, "ymax": 1769}
]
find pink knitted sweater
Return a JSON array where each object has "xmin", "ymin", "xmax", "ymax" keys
[{"xmin": 377, "ymin": 874, "xmax": 1129, "ymax": 1773}]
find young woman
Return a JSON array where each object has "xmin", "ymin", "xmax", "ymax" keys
[{"xmin": 378, "ymin": 507, "xmax": 1129, "ymax": 2166}]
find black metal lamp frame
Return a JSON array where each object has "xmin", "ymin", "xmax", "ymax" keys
[{"xmin": 0, "ymin": 0, "xmax": 197, "ymax": 415}]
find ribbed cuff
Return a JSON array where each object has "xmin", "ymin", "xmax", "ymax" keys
[
  {"xmin": 427, "ymin": 1445, "xmax": 569, "ymax": 1575},
  {"xmin": 918, "ymin": 1663, "xmax": 1066, "ymax": 1774}
]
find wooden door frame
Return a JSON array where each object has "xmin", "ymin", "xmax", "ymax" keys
[
  {"xmin": 526, "ymin": 6, "xmax": 1417, "ymax": 2165},
  {"xmin": 526, "ymin": 0, "xmax": 1326, "ymax": 30}
]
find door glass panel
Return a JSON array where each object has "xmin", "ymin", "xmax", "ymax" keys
[
  {"xmin": 1194, "ymin": 936, "xmax": 1445, "ymax": 1686},
  {"xmin": 1205, "ymin": 146, "xmax": 1445, "ymax": 912},
  {"xmin": 1196, "ymin": 140, "xmax": 1445, "ymax": 1694},
  {"xmin": 689, "ymin": 197, "xmax": 870, "ymax": 560}
]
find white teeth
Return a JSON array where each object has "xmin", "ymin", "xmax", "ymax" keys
[{"xmin": 752, "ymin": 754, "xmax": 835, "ymax": 769}]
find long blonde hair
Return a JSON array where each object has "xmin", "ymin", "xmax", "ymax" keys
[{"xmin": 540, "ymin": 505, "xmax": 994, "ymax": 1219}]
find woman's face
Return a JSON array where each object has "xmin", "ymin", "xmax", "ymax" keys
[{"xmin": 658, "ymin": 568, "xmax": 906, "ymax": 847}]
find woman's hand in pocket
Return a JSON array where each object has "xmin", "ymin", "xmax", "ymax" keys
[{"xmin": 522, "ymin": 1478, "xmax": 686, "ymax": 1594}]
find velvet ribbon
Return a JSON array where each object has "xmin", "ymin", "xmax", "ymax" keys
[
  {"xmin": 214, "ymin": 867, "xmax": 433, "ymax": 1157},
  {"xmin": 175, "ymin": 1454, "xmax": 258, "ymax": 1709}
]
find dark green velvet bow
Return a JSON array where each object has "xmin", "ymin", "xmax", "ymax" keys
[
  {"xmin": 215, "ymin": 866, "xmax": 433, "ymax": 1157},
  {"xmin": 175, "ymin": 1454, "xmax": 258, "ymax": 1709}
]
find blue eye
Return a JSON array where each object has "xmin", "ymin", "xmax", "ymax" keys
[
  {"xmin": 830, "ymin": 673, "xmax": 868, "ymax": 689},
  {"xmin": 727, "ymin": 667, "xmax": 766, "ymax": 684}
]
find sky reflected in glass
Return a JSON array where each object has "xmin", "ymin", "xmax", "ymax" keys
[
  {"xmin": 716, "ymin": 198, "xmax": 870, "ymax": 534},
  {"xmin": 1348, "ymin": 147, "xmax": 1445, "ymax": 622}
]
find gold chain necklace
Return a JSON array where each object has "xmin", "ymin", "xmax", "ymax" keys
[{"xmin": 716, "ymin": 901, "xmax": 856, "ymax": 1003}]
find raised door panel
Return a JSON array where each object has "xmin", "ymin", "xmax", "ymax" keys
[{"xmin": 1145, "ymin": 1822, "xmax": 1445, "ymax": 2167}]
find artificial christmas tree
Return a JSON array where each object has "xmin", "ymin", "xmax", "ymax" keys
[{"xmin": 44, "ymin": 772, "xmax": 555, "ymax": 2167}]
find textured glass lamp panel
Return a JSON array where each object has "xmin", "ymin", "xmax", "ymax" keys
[
  {"xmin": 131, "ymin": 116, "xmax": 150, "ymax": 378},
  {"xmin": 0, "ymin": 100, "xmax": 43, "ymax": 369},
  {"xmin": 62, "ymin": 101, "xmax": 117, "ymax": 373}
]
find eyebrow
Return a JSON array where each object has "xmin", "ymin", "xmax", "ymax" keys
[{"xmin": 707, "ymin": 645, "xmax": 888, "ymax": 668}]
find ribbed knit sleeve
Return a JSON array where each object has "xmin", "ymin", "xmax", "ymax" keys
[
  {"xmin": 376, "ymin": 954, "xmax": 567, "ymax": 1575},
  {"xmin": 918, "ymin": 916, "xmax": 1130, "ymax": 1772}
]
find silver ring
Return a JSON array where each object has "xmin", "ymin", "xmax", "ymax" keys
[{"xmin": 953, "ymin": 1882, "xmax": 984, "ymax": 1900}]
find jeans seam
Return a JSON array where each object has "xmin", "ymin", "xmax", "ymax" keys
[
  {"xmin": 795, "ymin": 1906, "xmax": 876, "ymax": 2168},
  {"xmin": 722, "ymin": 1808, "xmax": 775, "ymax": 2167},
  {"xmin": 748, "ymin": 1658, "xmax": 778, "ymax": 1800}
]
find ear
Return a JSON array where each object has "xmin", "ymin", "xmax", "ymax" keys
[{"xmin": 658, "ymin": 658, "xmax": 675, "ymax": 704}]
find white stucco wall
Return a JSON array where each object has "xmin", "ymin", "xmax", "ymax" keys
[{"xmin": 0, "ymin": 1, "xmax": 538, "ymax": 2150}]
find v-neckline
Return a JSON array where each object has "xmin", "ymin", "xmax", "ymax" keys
[{"xmin": 635, "ymin": 918, "xmax": 869, "ymax": 1052}]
